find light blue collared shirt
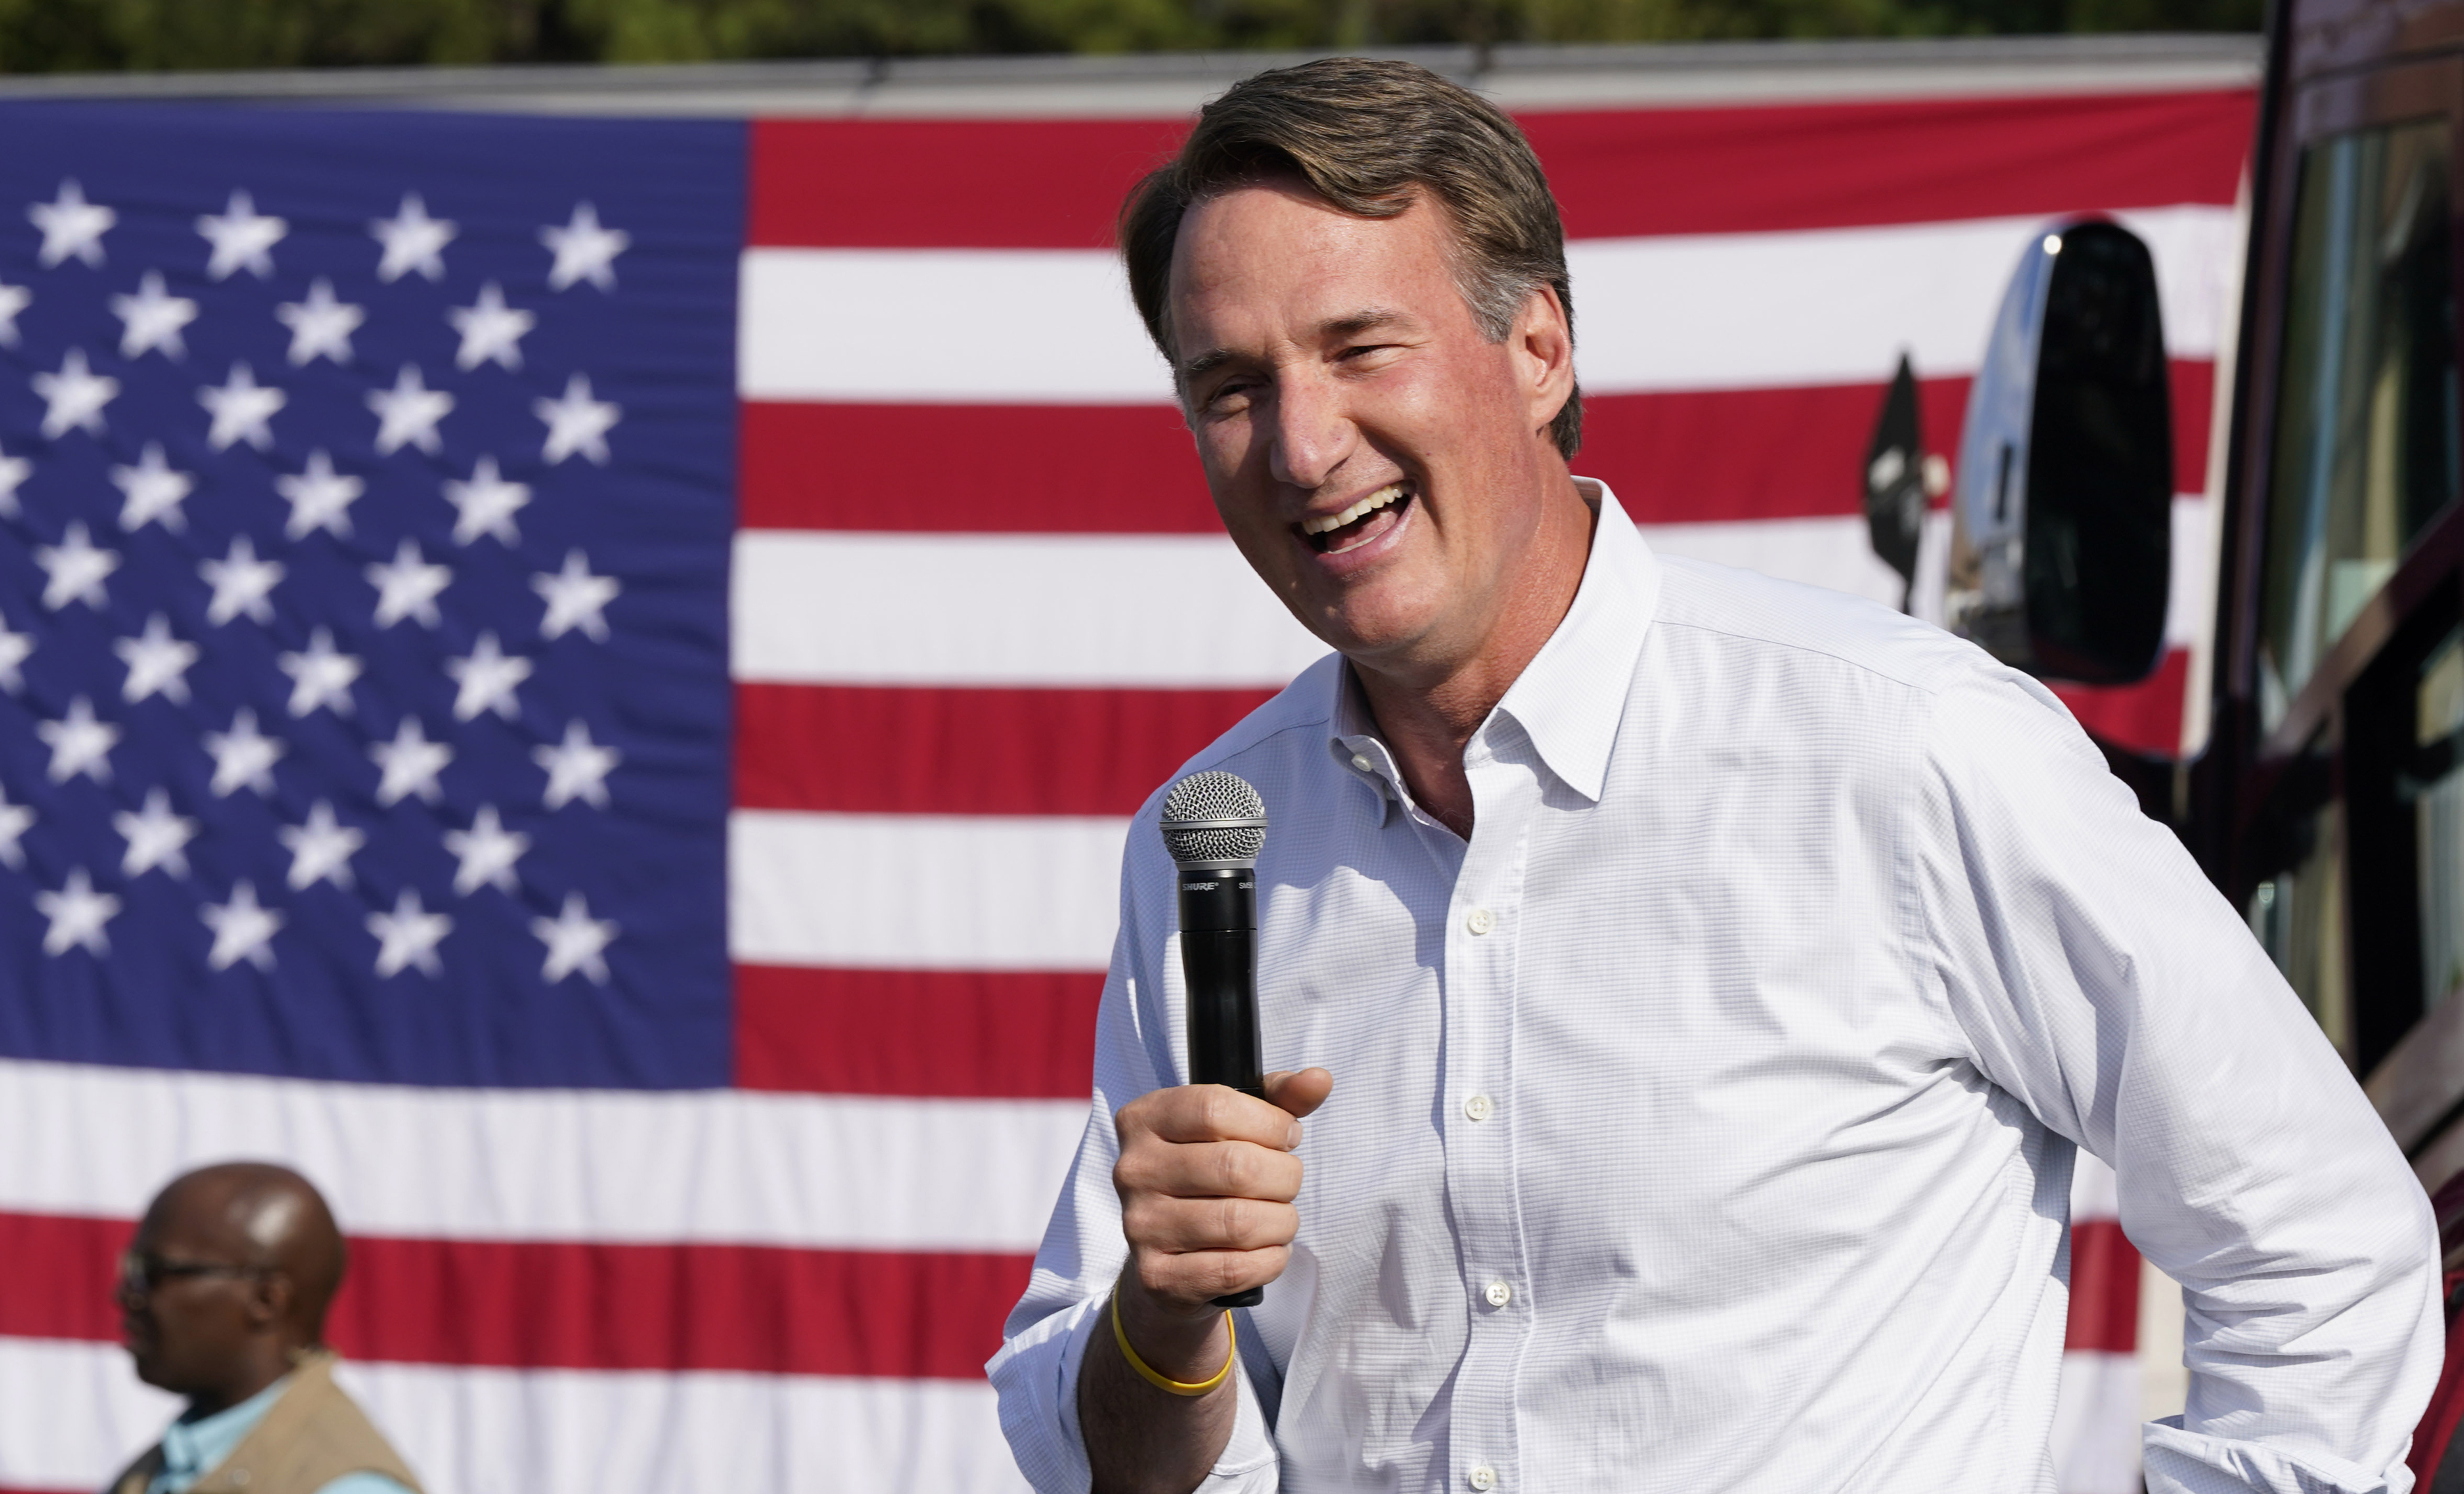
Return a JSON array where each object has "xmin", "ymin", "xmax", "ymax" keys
[{"xmin": 141, "ymin": 1372, "xmax": 413, "ymax": 1494}]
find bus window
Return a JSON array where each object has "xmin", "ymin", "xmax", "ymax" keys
[
  {"xmin": 2250, "ymin": 797, "xmax": 2354, "ymax": 1060},
  {"xmin": 2415, "ymin": 629, "xmax": 2464, "ymax": 1010},
  {"xmin": 2258, "ymin": 118, "xmax": 2460, "ymax": 731}
]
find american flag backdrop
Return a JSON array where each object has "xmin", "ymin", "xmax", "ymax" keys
[{"xmin": 0, "ymin": 70, "xmax": 2247, "ymax": 1494}]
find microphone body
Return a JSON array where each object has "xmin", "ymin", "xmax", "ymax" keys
[
  {"xmin": 1159, "ymin": 771, "xmax": 1271, "ymax": 1309},
  {"xmin": 1177, "ymin": 864, "xmax": 1262, "ymax": 1098}
]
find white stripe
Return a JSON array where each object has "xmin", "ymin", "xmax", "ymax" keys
[
  {"xmin": 730, "ymin": 530, "xmax": 1329, "ymax": 688},
  {"xmin": 1570, "ymin": 205, "xmax": 2232, "ymax": 393},
  {"xmin": 2070, "ymin": 1149, "xmax": 2121, "ymax": 1223},
  {"xmin": 0, "ymin": 1058, "xmax": 1080, "ymax": 1250},
  {"xmin": 2050, "ymin": 1350, "xmax": 2144, "ymax": 1494},
  {"xmin": 737, "ymin": 207, "xmax": 2234, "ymax": 404},
  {"xmin": 2177, "ymin": 174, "xmax": 2251, "ymax": 761},
  {"xmin": 1653, "ymin": 498, "xmax": 2209, "ymax": 647},
  {"xmin": 731, "ymin": 510, "xmax": 2202, "ymax": 691},
  {"xmin": 0, "ymin": 1338, "xmax": 1030, "ymax": 1494},
  {"xmin": 0, "ymin": 1334, "xmax": 179, "ymax": 1493},
  {"xmin": 2138, "ymin": 1259, "xmax": 2189, "ymax": 1423},
  {"xmin": 1639, "ymin": 514, "xmax": 1908, "ymax": 609},
  {"xmin": 740, "ymin": 248, "xmax": 1170, "ymax": 404},
  {"xmin": 731, "ymin": 810, "xmax": 1126, "ymax": 971},
  {"xmin": 2164, "ymin": 493, "xmax": 2216, "ymax": 654},
  {"xmin": 630, "ymin": 46, "xmax": 2259, "ymax": 120}
]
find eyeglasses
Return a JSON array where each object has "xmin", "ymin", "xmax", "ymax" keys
[{"xmin": 117, "ymin": 1251, "xmax": 267, "ymax": 1296}]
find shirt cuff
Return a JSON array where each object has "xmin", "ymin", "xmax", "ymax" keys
[
  {"xmin": 989, "ymin": 1292, "xmax": 1280, "ymax": 1494},
  {"xmin": 1207, "ymin": 1328, "xmax": 1279, "ymax": 1492},
  {"xmin": 2145, "ymin": 1416, "xmax": 2415, "ymax": 1494}
]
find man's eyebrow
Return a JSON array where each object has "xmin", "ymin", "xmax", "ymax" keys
[
  {"xmin": 1320, "ymin": 308, "xmax": 1408, "ymax": 339},
  {"xmin": 1179, "ymin": 348, "xmax": 1234, "ymax": 383},
  {"xmin": 1178, "ymin": 309, "xmax": 1413, "ymax": 384}
]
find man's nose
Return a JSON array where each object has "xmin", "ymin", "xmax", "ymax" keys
[{"xmin": 1266, "ymin": 369, "xmax": 1355, "ymax": 493}]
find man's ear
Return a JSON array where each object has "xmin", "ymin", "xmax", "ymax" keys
[
  {"xmin": 245, "ymin": 1270, "xmax": 294, "ymax": 1331},
  {"xmin": 1513, "ymin": 285, "xmax": 1575, "ymax": 434}
]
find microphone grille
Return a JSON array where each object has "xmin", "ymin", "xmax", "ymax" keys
[{"xmin": 1159, "ymin": 771, "xmax": 1267, "ymax": 865}]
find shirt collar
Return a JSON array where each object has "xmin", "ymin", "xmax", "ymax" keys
[
  {"xmin": 162, "ymin": 1372, "xmax": 292, "ymax": 1483},
  {"xmin": 1319, "ymin": 478, "xmax": 1658, "ymax": 810},
  {"xmin": 1325, "ymin": 660, "xmax": 1404, "ymax": 825},
  {"xmin": 1492, "ymin": 480, "xmax": 1657, "ymax": 803}
]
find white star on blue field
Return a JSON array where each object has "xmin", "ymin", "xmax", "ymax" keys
[{"xmin": 0, "ymin": 105, "xmax": 742, "ymax": 1089}]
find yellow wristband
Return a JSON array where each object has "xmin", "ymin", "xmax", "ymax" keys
[{"xmin": 1110, "ymin": 1282, "xmax": 1237, "ymax": 1398}]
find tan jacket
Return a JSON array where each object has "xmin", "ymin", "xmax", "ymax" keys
[{"xmin": 107, "ymin": 1352, "xmax": 422, "ymax": 1494}]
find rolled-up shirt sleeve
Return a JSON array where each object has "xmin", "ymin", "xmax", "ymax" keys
[
  {"xmin": 988, "ymin": 848, "xmax": 1282, "ymax": 1494},
  {"xmin": 1916, "ymin": 668, "xmax": 2443, "ymax": 1494}
]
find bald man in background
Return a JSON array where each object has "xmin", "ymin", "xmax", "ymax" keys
[{"xmin": 106, "ymin": 1163, "xmax": 421, "ymax": 1494}]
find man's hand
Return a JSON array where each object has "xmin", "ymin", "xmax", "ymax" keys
[
  {"xmin": 1081, "ymin": 1068, "xmax": 1332, "ymax": 1494},
  {"xmin": 1115, "ymin": 1067, "xmax": 1334, "ymax": 1334}
]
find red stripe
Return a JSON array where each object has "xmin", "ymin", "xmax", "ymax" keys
[
  {"xmin": 2065, "ymin": 1217, "xmax": 2140, "ymax": 1354},
  {"xmin": 2165, "ymin": 359, "xmax": 2217, "ymax": 498},
  {"xmin": 740, "ymin": 363, "xmax": 2211, "ymax": 535},
  {"xmin": 0, "ymin": 1209, "xmax": 122, "ymax": 1343},
  {"xmin": 751, "ymin": 118, "xmax": 1188, "ymax": 250},
  {"xmin": 1575, "ymin": 362, "xmax": 2210, "ymax": 527},
  {"xmin": 1596, "ymin": 379, "xmax": 1975, "ymax": 528},
  {"xmin": 736, "ymin": 964, "xmax": 1099, "ymax": 1098},
  {"xmin": 739, "ymin": 400, "xmax": 1217, "ymax": 533},
  {"xmin": 0, "ymin": 1211, "xmax": 2156, "ymax": 1375},
  {"xmin": 736, "ymin": 682, "xmax": 1273, "ymax": 817},
  {"xmin": 747, "ymin": 92, "xmax": 2249, "ymax": 250},
  {"xmin": 0, "ymin": 1211, "xmax": 1028, "ymax": 1381},
  {"xmin": 2051, "ymin": 647, "xmax": 2190, "ymax": 760},
  {"xmin": 734, "ymin": 388, "xmax": 1943, "ymax": 533},
  {"xmin": 0, "ymin": 1213, "xmax": 2157, "ymax": 1376},
  {"xmin": 1526, "ymin": 90, "xmax": 2251, "ymax": 241}
]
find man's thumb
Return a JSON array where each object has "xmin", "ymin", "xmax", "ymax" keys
[{"xmin": 1264, "ymin": 1066, "xmax": 1334, "ymax": 1120}]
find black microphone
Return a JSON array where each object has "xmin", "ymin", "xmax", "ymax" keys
[{"xmin": 1159, "ymin": 770, "xmax": 1269, "ymax": 1309}]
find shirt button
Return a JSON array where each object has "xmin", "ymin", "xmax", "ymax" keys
[
  {"xmin": 1468, "ymin": 1466, "xmax": 1497, "ymax": 1492},
  {"xmin": 1465, "ymin": 907, "xmax": 1494, "ymax": 935},
  {"xmin": 1484, "ymin": 1279, "xmax": 1513, "ymax": 1308},
  {"xmin": 1350, "ymin": 753, "xmax": 1373, "ymax": 773},
  {"xmin": 1463, "ymin": 1093, "xmax": 1494, "ymax": 1122}
]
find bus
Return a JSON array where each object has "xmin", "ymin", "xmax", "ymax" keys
[{"xmin": 1948, "ymin": 0, "xmax": 2464, "ymax": 1472}]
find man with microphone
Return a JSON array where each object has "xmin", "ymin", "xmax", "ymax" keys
[{"xmin": 989, "ymin": 57, "xmax": 2440, "ymax": 1494}]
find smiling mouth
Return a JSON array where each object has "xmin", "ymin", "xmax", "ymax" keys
[{"xmin": 1299, "ymin": 482, "xmax": 1412, "ymax": 555}]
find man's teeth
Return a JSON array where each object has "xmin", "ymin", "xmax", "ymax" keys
[{"xmin": 1302, "ymin": 484, "xmax": 1404, "ymax": 537}]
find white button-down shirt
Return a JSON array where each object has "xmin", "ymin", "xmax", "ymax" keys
[{"xmin": 989, "ymin": 484, "xmax": 2441, "ymax": 1494}]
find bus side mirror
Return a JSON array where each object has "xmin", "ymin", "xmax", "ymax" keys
[{"xmin": 1946, "ymin": 219, "xmax": 2173, "ymax": 685}]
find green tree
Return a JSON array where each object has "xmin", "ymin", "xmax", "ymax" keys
[{"xmin": 0, "ymin": 0, "xmax": 2263, "ymax": 71}]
